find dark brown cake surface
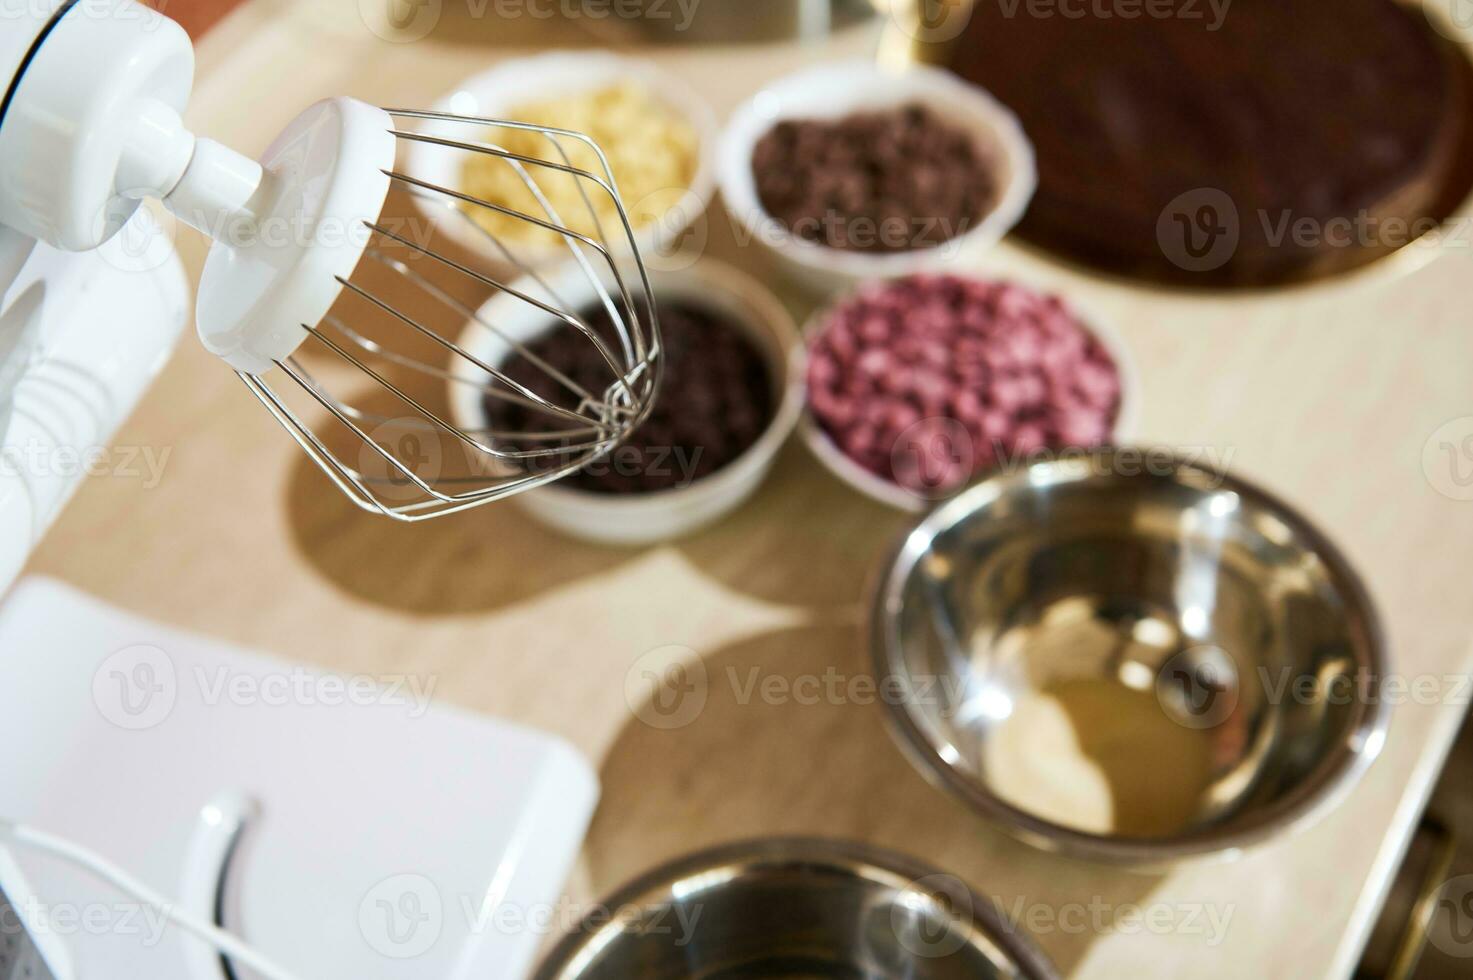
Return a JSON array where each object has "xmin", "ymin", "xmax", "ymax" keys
[{"xmin": 948, "ymin": 0, "xmax": 1469, "ymax": 286}]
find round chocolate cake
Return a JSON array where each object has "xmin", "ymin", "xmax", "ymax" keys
[{"xmin": 947, "ymin": 0, "xmax": 1472, "ymax": 287}]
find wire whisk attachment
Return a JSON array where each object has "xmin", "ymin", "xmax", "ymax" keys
[{"xmin": 230, "ymin": 104, "xmax": 662, "ymax": 522}]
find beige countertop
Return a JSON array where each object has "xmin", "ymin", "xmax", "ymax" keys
[{"xmin": 28, "ymin": 1, "xmax": 1473, "ymax": 975}]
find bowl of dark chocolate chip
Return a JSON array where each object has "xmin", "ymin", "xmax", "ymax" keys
[
  {"xmin": 719, "ymin": 60, "xmax": 1036, "ymax": 293},
  {"xmin": 448, "ymin": 258, "xmax": 802, "ymax": 545}
]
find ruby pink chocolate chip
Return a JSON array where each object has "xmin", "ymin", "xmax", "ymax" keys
[
  {"xmin": 988, "ymin": 375, "xmax": 1025, "ymax": 412},
  {"xmin": 856, "ymin": 347, "xmax": 892, "ymax": 379},
  {"xmin": 1074, "ymin": 360, "xmax": 1120, "ymax": 408},
  {"xmin": 911, "ymin": 368, "xmax": 951, "ymax": 403},
  {"xmin": 858, "ymin": 314, "xmax": 892, "ymax": 344},
  {"xmin": 1010, "ymin": 422, "xmax": 1048, "ymax": 455},
  {"xmin": 887, "ymin": 402, "xmax": 922, "ymax": 433},
  {"xmin": 1055, "ymin": 410, "xmax": 1110, "ymax": 446},
  {"xmin": 951, "ymin": 388, "xmax": 985, "ymax": 422},
  {"xmin": 1016, "ymin": 374, "xmax": 1048, "ymax": 409},
  {"xmin": 808, "ymin": 352, "xmax": 840, "ymax": 390},
  {"xmin": 806, "ymin": 274, "xmax": 1123, "ymax": 492}
]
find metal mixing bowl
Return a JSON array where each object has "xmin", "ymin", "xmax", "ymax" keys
[
  {"xmin": 532, "ymin": 838, "xmax": 1059, "ymax": 979},
  {"xmin": 872, "ymin": 449, "xmax": 1389, "ymax": 865}
]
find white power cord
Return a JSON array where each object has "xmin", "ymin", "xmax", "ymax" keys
[{"xmin": 0, "ymin": 817, "xmax": 305, "ymax": 980}]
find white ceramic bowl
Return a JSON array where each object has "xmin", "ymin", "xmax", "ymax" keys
[
  {"xmin": 719, "ymin": 59, "xmax": 1037, "ymax": 296},
  {"xmin": 407, "ymin": 51, "xmax": 719, "ymax": 269},
  {"xmin": 798, "ymin": 282, "xmax": 1142, "ymax": 513},
  {"xmin": 448, "ymin": 259, "xmax": 803, "ymax": 545}
]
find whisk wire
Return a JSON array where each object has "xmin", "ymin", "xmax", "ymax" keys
[
  {"xmin": 387, "ymin": 108, "xmax": 660, "ymax": 374},
  {"xmin": 355, "ymin": 248, "xmax": 595, "ymax": 407},
  {"xmin": 328, "ymin": 273, "xmax": 604, "ymax": 434},
  {"xmin": 361, "ymin": 220, "xmax": 636, "ymax": 411},
  {"xmin": 239, "ymin": 108, "xmax": 662, "ymax": 521}
]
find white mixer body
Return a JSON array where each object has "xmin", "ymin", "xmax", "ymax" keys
[
  {"xmin": 0, "ymin": 211, "xmax": 189, "ymax": 591},
  {"xmin": 0, "ymin": 0, "xmax": 194, "ymax": 252},
  {"xmin": 0, "ymin": 0, "xmax": 191, "ymax": 589}
]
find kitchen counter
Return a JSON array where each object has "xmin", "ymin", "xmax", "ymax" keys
[{"xmin": 29, "ymin": 1, "xmax": 1473, "ymax": 975}]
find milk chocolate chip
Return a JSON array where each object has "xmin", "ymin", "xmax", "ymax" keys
[{"xmin": 752, "ymin": 104, "xmax": 998, "ymax": 254}]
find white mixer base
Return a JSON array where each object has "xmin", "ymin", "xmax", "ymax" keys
[{"xmin": 0, "ymin": 577, "xmax": 598, "ymax": 980}]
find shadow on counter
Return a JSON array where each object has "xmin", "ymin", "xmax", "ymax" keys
[
  {"xmin": 582, "ymin": 619, "xmax": 1180, "ymax": 976},
  {"xmin": 283, "ymin": 437, "xmax": 906, "ymax": 616}
]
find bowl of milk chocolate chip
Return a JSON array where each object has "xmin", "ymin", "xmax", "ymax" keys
[{"xmin": 718, "ymin": 60, "xmax": 1037, "ymax": 294}]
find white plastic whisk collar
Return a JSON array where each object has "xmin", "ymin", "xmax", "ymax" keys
[{"xmin": 188, "ymin": 98, "xmax": 395, "ymax": 375}]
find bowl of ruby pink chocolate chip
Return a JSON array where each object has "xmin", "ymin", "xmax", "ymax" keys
[{"xmin": 801, "ymin": 274, "xmax": 1138, "ymax": 510}]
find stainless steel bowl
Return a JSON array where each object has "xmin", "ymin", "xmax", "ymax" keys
[
  {"xmin": 532, "ymin": 838, "xmax": 1059, "ymax": 979},
  {"xmin": 871, "ymin": 449, "xmax": 1389, "ymax": 865}
]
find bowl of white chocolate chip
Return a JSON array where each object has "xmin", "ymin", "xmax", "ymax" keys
[{"xmin": 406, "ymin": 51, "xmax": 718, "ymax": 269}]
